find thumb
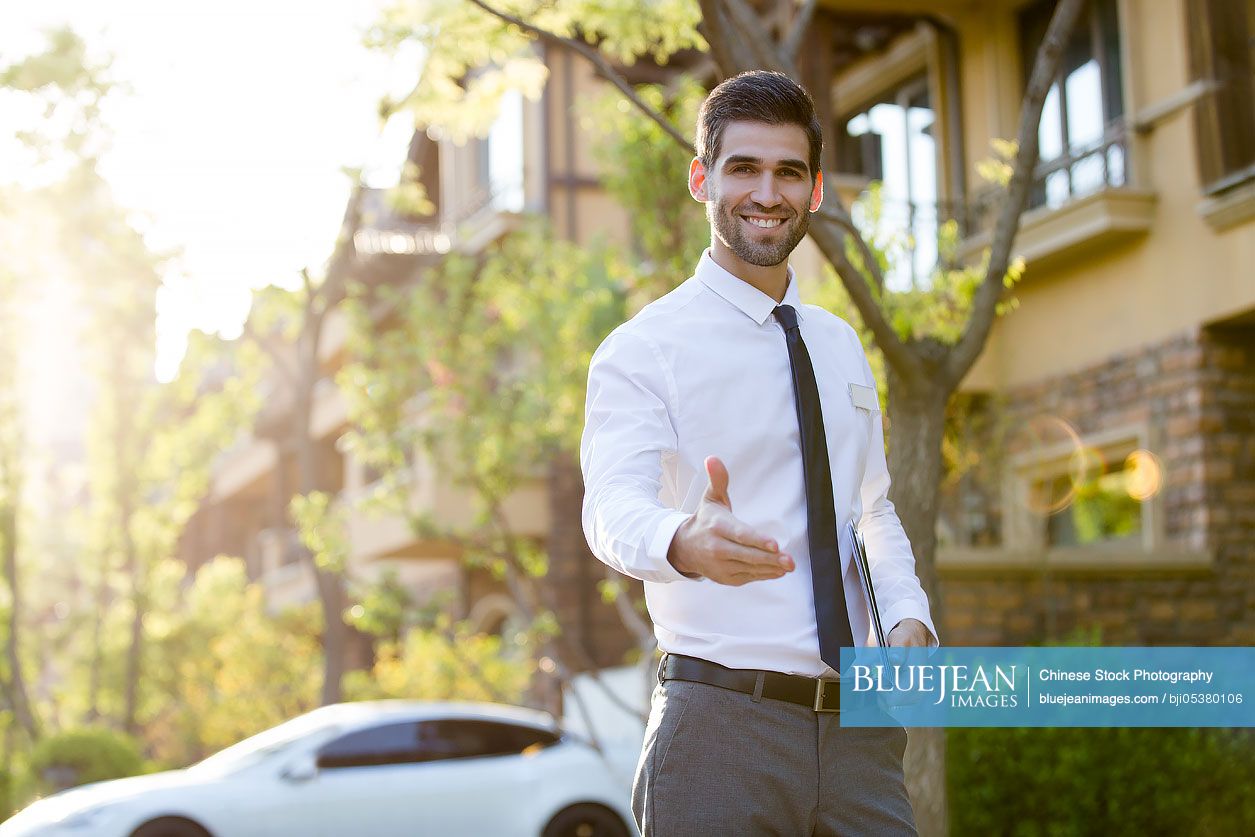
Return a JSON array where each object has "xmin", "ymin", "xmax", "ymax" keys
[{"xmin": 703, "ymin": 455, "xmax": 732, "ymax": 508}]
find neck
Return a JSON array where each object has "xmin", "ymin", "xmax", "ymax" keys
[{"xmin": 709, "ymin": 240, "xmax": 790, "ymax": 302}]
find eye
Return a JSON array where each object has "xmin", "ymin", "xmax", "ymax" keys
[
  {"xmin": 779, "ymin": 169, "xmax": 803, "ymax": 179},
  {"xmin": 731, "ymin": 165, "xmax": 754, "ymax": 174}
]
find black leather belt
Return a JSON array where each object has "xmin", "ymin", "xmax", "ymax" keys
[{"xmin": 659, "ymin": 653, "xmax": 842, "ymax": 713}]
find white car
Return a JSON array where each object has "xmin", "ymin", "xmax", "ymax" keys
[{"xmin": 0, "ymin": 701, "xmax": 639, "ymax": 837}]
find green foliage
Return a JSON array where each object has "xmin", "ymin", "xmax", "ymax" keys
[
  {"xmin": 580, "ymin": 78, "xmax": 709, "ymax": 289},
  {"xmin": 948, "ymin": 726, "xmax": 1255, "ymax": 835},
  {"xmin": 0, "ymin": 26, "xmax": 112, "ymax": 161},
  {"xmin": 370, "ymin": 0, "xmax": 703, "ymax": 143},
  {"xmin": 347, "ymin": 570, "xmax": 422, "ymax": 642},
  {"xmin": 832, "ymin": 181, "xmax": 1026, "ymax": 345},
  {"xmin": 291, "ymin": 491, "xmax": 349, "ymax": 574},
  {"xmin": 344, "ymin": 621, "xmax": 530, "ymax": 704},
  {"xmin": 341, "ymin": 220, "xmax": 635, "ymax": 532},
  {"xmin": 136, "ymin": 558, "xmax": 321, "ymax": 768},
  {"xmin": 951, "ymin": 630, "xmax": 1255, "ymax": 834},
  {"xmin": 27, "ymin": 728, "xmax": 145, "ymax": 791}
]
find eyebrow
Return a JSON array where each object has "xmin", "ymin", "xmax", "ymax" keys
[{"xmin": 723, "ymin": 155, "xmax": 810, "ymax": 174}]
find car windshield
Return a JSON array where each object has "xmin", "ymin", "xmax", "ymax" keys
[{"xmin": 188, "ymin": 711, "xmax": 344, "ymax": 776}]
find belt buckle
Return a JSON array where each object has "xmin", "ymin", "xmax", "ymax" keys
[{"xmin": 813, "ymin": 677, "xmax": 841, "ymax": 713}]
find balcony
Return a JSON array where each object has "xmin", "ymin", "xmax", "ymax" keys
[
  {"xmin": 252, "ymin": 527, "xmax": 317, "ymax": 611},
  {"xmin": 955, "ymin": 121, "xmax": 1156, "ymax": 272},
  {"xmin": 844, "ymin": 120, "xmax": 1156, "ymax": 285}
]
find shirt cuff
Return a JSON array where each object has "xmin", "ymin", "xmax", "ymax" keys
[
  {"xmin": 880, "ymin": 599, "xmax": 940, "ymax": 648},
  {"xmin": 645, "ymin": 510, "xmax": 693, "ymax": 583}
]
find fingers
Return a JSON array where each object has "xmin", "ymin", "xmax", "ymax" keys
[
  {"xmin": 717, "ymin": 518, "xmax": 779, "ymax": 554},
  {"xmin": 710, "ymin": 535, "xmax": 795, "ymax": 582},
  {"xmin": 702, "ymin": 455, "xmax": 731, "ymax": 508}
]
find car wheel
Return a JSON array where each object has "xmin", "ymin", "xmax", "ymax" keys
[
  {"xmin": 542, "ymin": 803, "xmax": 630, "ymax": 837},
  {"xmin": 130, "ymin": 816, "xmax": 213, "ymax": 837}
]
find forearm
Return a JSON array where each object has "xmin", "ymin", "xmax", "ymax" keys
[{"xmin": 581, "ymin": 478, "xmax": 690, "ymax": 583}]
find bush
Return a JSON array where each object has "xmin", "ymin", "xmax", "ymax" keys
[
  {"xmin": 948, "ymin": 726, "xmax": 1255, "ymax": 835},
  {"xmin": 28, "ymin": 728, "xmax": 146, "ymax": 792}
]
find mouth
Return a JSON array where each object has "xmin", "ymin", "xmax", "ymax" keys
[{"xmin": 740, "ymin": 214, "xmax": 787, "ymax": 229}]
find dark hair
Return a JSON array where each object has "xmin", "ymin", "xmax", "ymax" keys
[{"xmin": 695, "ymin": 70, "xmax": 823, "ymax": 182}]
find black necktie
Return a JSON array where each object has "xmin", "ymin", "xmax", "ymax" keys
[{"xmin": 774, "ymin": 304, "xmax": 854, "ymax": 669}]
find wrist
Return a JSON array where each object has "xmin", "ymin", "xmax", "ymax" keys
[{"xmin": 667, "ymin": 516, "xmax": 701, "ymax": 579}]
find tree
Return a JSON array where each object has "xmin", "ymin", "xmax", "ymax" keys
[
  {"xmin": 371, "ymin": 1, "xmax": 1086, "ymax": 830},
  {"xmin": 239, "ymin": 185, "xmax": 367, "ymax": 707},
  {"xmin": 0, "ymin": 252, "xmax": 40, "ymax": 745},
  {"xmin": 339, "ymin": 222, "xmax": 655, "ymax": 730},
  {"xmin": 0, "ymin": 24, "xmax": 115, "ymax": 748},
  {"xmin": 139, "ymin": 556, "xmax": 322, "ymax": 767}
]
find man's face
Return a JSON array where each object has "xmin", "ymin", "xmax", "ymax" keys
[{"xmin": 690, "ymin": 120, "xmax": 823, "ymax": 267}]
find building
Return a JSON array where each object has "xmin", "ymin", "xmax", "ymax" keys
[
  {"xmin": 175, "ymin": 46, "xmax": 669, "ymax": 676},
  {"xmin": 179, "ymin": 0, "xmax": 1253, "ymax": 681},
  {"xmin": 804, "ymin": 0, "xmax": 1252, "ymax": 646}
]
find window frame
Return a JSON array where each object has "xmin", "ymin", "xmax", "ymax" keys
[
  {"xmin": 1017, "ymin": 0, "xmax": 1128, "ymax": 209},
  {"xmin": 1004, "ymin": 425, "xmax": 1161, "ymax": 557},
  {"xmin": 1185, "ymin": 0, "xmax": 1255, "ymax": 195}
]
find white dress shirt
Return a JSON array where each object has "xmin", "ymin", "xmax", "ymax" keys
[{"xmin": 580, "ymin": 250, "xmax": 937, "ymax": 677}]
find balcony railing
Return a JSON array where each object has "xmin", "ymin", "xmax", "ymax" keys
[
  {"xmin": 353, "ymin": 180, "xmax": 527, "ymax": 259},
  {"xmin": 851, "ymin": 120, "xmax": 1134, "ymax": 286}
]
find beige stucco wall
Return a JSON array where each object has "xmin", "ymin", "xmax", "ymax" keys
[{"xmin": 958, "ymin": 0, "xmax": 1253, "ymax": 389}]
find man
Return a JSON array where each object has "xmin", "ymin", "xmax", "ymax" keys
[{"xmin": 580, "ymin": 70, "xmax": 937, "ymax": 835}]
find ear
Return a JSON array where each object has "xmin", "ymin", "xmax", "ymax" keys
[
  {"xmin": 809, "ymin": 170, "xmax": 824, "ymax": 213},
  {"xmin": 688, "ymin": 157, "xmax": 708, "ymax": 202}
]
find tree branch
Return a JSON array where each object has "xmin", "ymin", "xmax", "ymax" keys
[
  {"xmin": 946, "ymin": 0, "xmax": 1085, "ymax": 384},
  {"xmin": 241, "ymin": 318, "xmax": 300, "ymax": 390},
  {"xmin": 604, "ymin": 567, "xmax": 655, "ymax": 650},
  {"xmin": 804, "ymin": 215, "xmax": 922, "ymax": 382},
  {"xmin": 697, "ymin": 0, "xmax": 765, "ymax": 77},
  {"xmin": 784, "ymin": 0, "xmax": 817, "ymax": 65},
  {"xmin": 814, "ymin": 203, "xmax": 886, "ymax": 294},
  {"xmin": 465, "ymin": 0, "xmax": 695, "ymax": 155},
  {"xmin": 472, "ymin": 479, "xmax": 648, "ymax": 723},
  {"xmin": 723, "ymin": 0, "xmax": 796, "ymax": 76}
]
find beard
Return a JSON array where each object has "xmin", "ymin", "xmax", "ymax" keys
[{"xmin": 707, "ymin": 191, "xmax": 810, "ymax": 267}]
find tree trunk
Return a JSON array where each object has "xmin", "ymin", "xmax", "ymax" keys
[
  {"xmin": 120, "ymin": 474, "xmax": 143, "ymax": 735},
  {"xmin": 884, "ymin": 369, "xmax": 950, "ymax": 837},
  {"xmin": 293, "ymin": 382, "xmax": 347, "ymax": 707},
  {"xmin": 108, "ymin": 361, "xmax": 146, "ymax": 736},
  {"xmin": 86, "ymin": 550, "xmax": 108, "ymax": 721},
  {"xmin": 1, "ymin": 492, "xmax": 39, "ymax": 742}
]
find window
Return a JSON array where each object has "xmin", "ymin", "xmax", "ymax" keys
[
  {"xmin": 838, "ymin": 74, "xmax": 939, "ymax": 289},
  {"xmin": 476, "ymin": 89, "xmax": 526, "ymax": 213},
  {"xmin": 1010, "ymin": 430, "xmax": 1161, "ymax": 553},
  {"xmin": 1187, "ymin": 0, "xmax": 1255, "ymax": 193},
  {"xmin": 1019, "ymin": 0, "xmax": 1126, "ymax": 209},
  {"xmin": 416, "ymin": 720, "xmax": 559, "ymax": 761},
  {"xmin": 1035, "ymin": 449, "xmax": 1145, "ymax": 548},
  {"xmin": 317, "ymin": 722, "xmax": 423, "ymax": 769}
]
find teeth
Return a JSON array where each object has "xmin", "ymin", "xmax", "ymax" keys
[{"xmin": 745, "ymin": 217, "xmax": 784, "ymax": 228}]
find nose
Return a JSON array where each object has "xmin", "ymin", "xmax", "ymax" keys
[{"xmin": 750, "ymin": 172, "xmax": 783, "ymax": 209}]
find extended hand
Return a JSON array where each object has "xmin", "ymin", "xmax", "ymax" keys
[{"xmin": 667, "ymin": 456, "xmax": 795, "ymax": 586}]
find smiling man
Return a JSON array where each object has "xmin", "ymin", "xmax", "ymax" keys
[{"xmin": 580, "ymin": 71, "xmax": 937, "ymax": 835}]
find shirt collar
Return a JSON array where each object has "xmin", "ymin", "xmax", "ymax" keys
[{"xmin": 695, "ymin": 248, "xmax": 805, "ymax": 327}]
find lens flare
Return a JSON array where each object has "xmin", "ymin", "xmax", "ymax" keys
[
  {"xmin": 1124, "ymin": 449, "xmax": 1163, "ymax": 501},
  {"xmin": 1015, "ymin": 415, "xmax": 1086, "ymax": 515}
]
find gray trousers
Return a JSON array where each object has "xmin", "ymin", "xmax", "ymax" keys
[{"xmin": 633, "ymin": 677, "xmax": 918, "ymax": 836}]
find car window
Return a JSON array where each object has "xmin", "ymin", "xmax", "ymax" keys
[
  {"xmin": 417, "ymin": 720, "xmax": 559, "ymax": 761},
  {"xmin": 190, "ymin": 711, "xmax": 344, "ymax": 776},
  {"xmin": 317, "ymin": 721, "xmax": 422, "ymax": 769}
]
